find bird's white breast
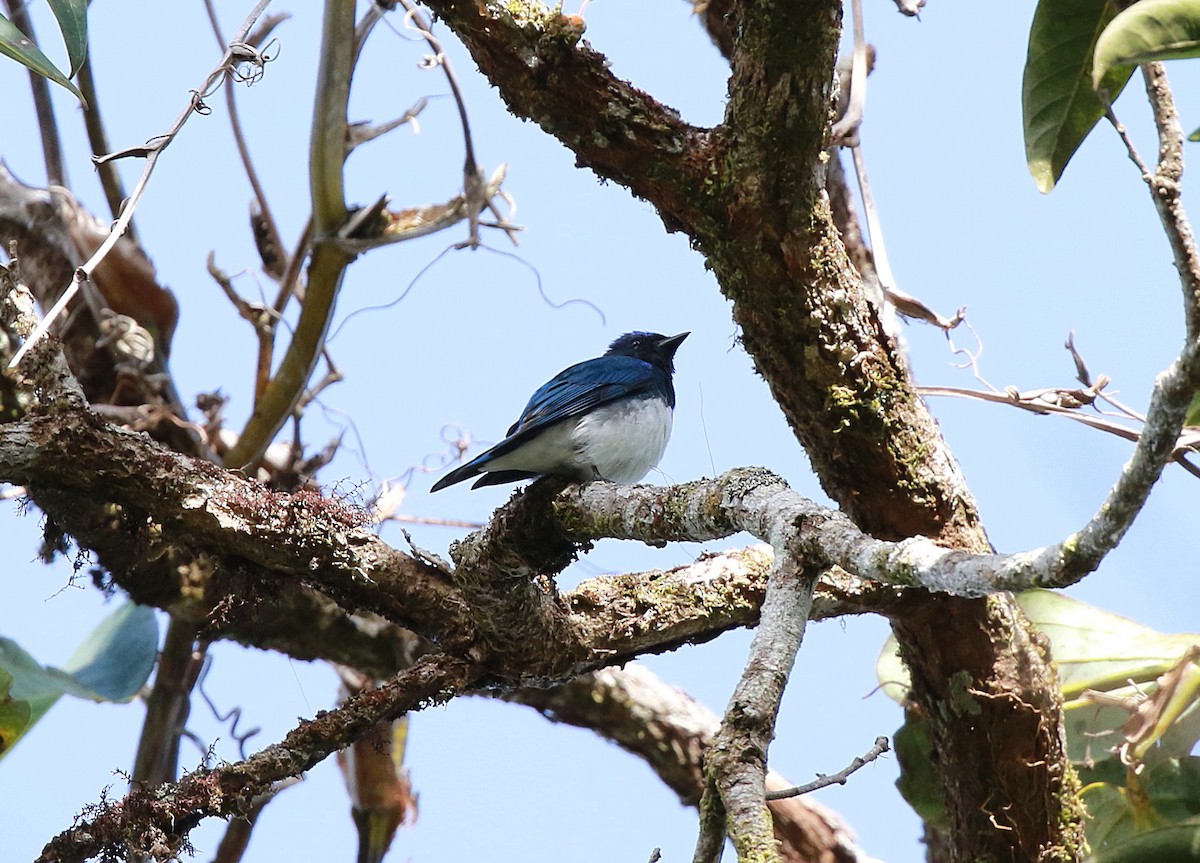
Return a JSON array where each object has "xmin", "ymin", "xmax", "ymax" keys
[
  {"xmin": 480, "ymin": 396, "xmax": 674, "ymax": 483},
  {"xmin": 570, "ymin": 396, "xmax": 673, "ymax": 483}
]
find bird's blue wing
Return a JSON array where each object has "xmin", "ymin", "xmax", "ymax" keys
[
  {"xmin": 505, "ymin": 355, "xmax": 658, "ymax": 437},
  {"xmin": 430, "ymin": 353, "xmax": 668, "ymax": 492}
]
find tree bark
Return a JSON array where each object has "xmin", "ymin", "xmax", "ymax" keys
[{"xmin": 416, "ymin": 2, "xmax": 1086, "ymax": 859}]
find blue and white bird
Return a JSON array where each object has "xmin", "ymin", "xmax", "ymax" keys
[{"xmin": 431, "ymin": 331, "xmax": 688, "ymax": 491}]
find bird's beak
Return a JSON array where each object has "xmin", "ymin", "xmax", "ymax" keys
[{"xmin": 658, "ymin": 332, "xmax": 689, "ymax": 355}]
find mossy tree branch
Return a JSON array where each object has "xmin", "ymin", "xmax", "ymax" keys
[{"xmin": 410, "ymin": 2, "xmax": 1084, "ymax": 859}]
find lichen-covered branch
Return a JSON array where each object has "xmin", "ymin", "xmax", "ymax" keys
[
  {"xmin": 420, "ymin": 0, "xmax": 713, "ymax": 235},
  {"xmin": 696, "ymin": 557, "xmax": 816, "ymax": 862},
  {"xmin": 0, "ymin": 399, "xmax": 1147, "ymax": 661},
  {"xmin": 514, "ymin": 665, "xmax": 879, "ymax": 863},
  {"xmin": 551, "ymin": 471, "xmax": 1131, "ymax": 596},
  {"xmin": 36, "ymin": 654, "xmax": 475, "ymax": 863}
]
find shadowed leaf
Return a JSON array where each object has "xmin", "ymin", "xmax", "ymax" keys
[
  {"xmin": 0, "ymin": 12, "xmax": 84, "ymax": 105},
  {"xmin": 1094, "ymin": 0, "xmax": 1200, "ymax": 88},
  {"xmin": 1024, "ymin": 0, "xmax": 1133, "ymax": 192},
  {"xmin": 44, "ymin": 0, "xmax": 87, "ymax": 77}
]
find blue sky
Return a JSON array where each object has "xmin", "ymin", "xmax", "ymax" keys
[{"xmin": 3, "ymin": 2, "xmax": 1199, "ymax": 861}]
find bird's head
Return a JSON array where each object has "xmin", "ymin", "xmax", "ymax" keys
[{"xmin": 606, "ymin": 331, "xmax": 689, "ymax": 373}]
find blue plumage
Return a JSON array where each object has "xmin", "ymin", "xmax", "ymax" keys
[{"xmin": 431, "ymin": 331, "xmax": 688, "ymax": 491}]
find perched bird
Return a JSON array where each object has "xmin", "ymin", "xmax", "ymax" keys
[{"xmin": 431, "ymin": 331, "xmax": 689, "ymax": 491}]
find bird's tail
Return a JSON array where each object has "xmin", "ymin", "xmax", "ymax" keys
[{"xmin": 430, "ymin": 460, "xmax": 483, "ymax": 492}]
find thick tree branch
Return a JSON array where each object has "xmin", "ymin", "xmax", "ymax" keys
[
  {"xmin": 513, "ymin": 665, "xmax": 881, "ymax": 863},
  {"xmin": 552, "ymin": 472, "xmax": 1125, "ymax": 596},
  {"xmin": 421, "ymin": 0, "xmax": 713, "ymax": 233},
  {"xmin": 36, "ymin": 654, "xmax": 475, "ymax": 863},
  {"xmin": 0, "ymin": 393, "xmax": 887, "ymax": 676},
  {"xmin": 0, "ymin": 399, "xmax": 1147, "ymax": 665},
  {"xmin": 697, "ymin": 557, "xmax": 816, "ymax": 861}
]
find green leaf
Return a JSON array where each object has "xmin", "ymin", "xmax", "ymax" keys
[
  {"xmin": 1087, "ymin": 814, "xmax": 1200, "ymax": 861},
  {"xmin": 1094, "ymin": 0, "xmax": 1200, "ymax": 88},
  {"xmin": 0, "ymin": 668, "xmax": 32, "ymax": 755},
  {"xmin": 1023, "ymin": 0, "xmax": 1134, "ymax": 192},
  {"xmin": 44, "ymin": 0, "xmax": 87, "ymax": 77},
  {"xmin": 893, "ymin": 719, "xmax": 947, "ymax": 827},
  {"xmin": 62, "ymin": 602, "xmax": 158, "ymax": 702},
  {"xmin": 877, "ymin": 591, "xmax": 1200, "ymax": 701},
  {"xmin": 0, "ymin": 637, "xmax": 99, "ymax": 706},
  {"xmin": 0, "ymin": 602, "xmax": 158, "ymax": 758},
  {"xmin": 878, "ymin": 591, "xmax": 1200, "ymax": 763},
  {"xmin": 1186, "ymin": 389, "xmax": 1200, "ymax": 426},
  {"xmin": 1080, "ymin": 759, "xmax": 1200, "ymax": 851},
  {"xmin": 0, "ymin": 12, "xmax": 85, "ymax": 105},
  {"xmin": 1016, "ymin": 590, "xmax": 1200, "ymax": 697}
]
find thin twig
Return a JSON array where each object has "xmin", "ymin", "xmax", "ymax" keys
[
  {"xmin": 828, "ymin": 7, "xmax": 907, "ymax": 340},
  {"xmin": 349, "ymin": 98, "xmax": 428, "ymax": 148},
  {"xmin": 1050, "ymin": 61, "xmax": 1200, "ymax": 566},
  {"xmin": 329, "ymin": 165, "xmax": 515, "ymax": 253},
  {"xmin": 829, "ymin": 0, "xmax": 866, "ymax": 145},
  {"xmin": 1104, "ymin": 107, "xmax": 1153, "ymax": 182},
  {"xmin": 273, "ymin": 217, "xmax": 312, "ymax": 313},
  {"xmin": 1142, "ymin": 63, "xmax": 1200, "ymax": 338},
  {"xmin": 76, "ymin": 51, "xmax": 133, "ymax": 237},
  {"xmin": 850, "ymin": 147, "xmax": 897, "ymax": 313},
  {"xmin": 202, "ymin": 0, "xmax": 288, "ymax": 287},
  {"xmin": 925, "ymin": 385, "xmax": 1200, "ymax": 479},
  {"xmin": 220, "ymin": 0, "xmax": 354, "ymax": 470},
  {"xmin": 8, "ymin": 0, "xmax": 274, "ymax": 370},
  {"xmin": 195, "ymin": 655, "xmax": 261, "ymax": 761},
  {"xmin": 387, "ymin": 514, "xmax": 484, "ymax": 529},
  {"xmin": 206, "ymin": 253, "xmax": 276, "ymax": 402},
  {"xmin": 766, "ymin": 736, "xmax": 890, "ymax": 800},
  {"xmin": 394, "ymin": 0, "xmax": 518, "ymax": 247},
  {"xmin": 4, "ymin": 0, "xmax": 67, "ymax": 187}
]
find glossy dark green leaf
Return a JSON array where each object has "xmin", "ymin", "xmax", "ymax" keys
[
  {"xmin": 1024, "ymin": 0, "xmax": 1134, "ymax": 192},
  {"xmin": 44, "ymin": 0, "xmax": 86, "ymax": 77},
  {"xmin": 0, "ymin": 12, "xmax": 84, "ymax": 104},
  {"xmin": 1094, "ymin": 0, "xmax": 1200, "ymax": 88}
]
